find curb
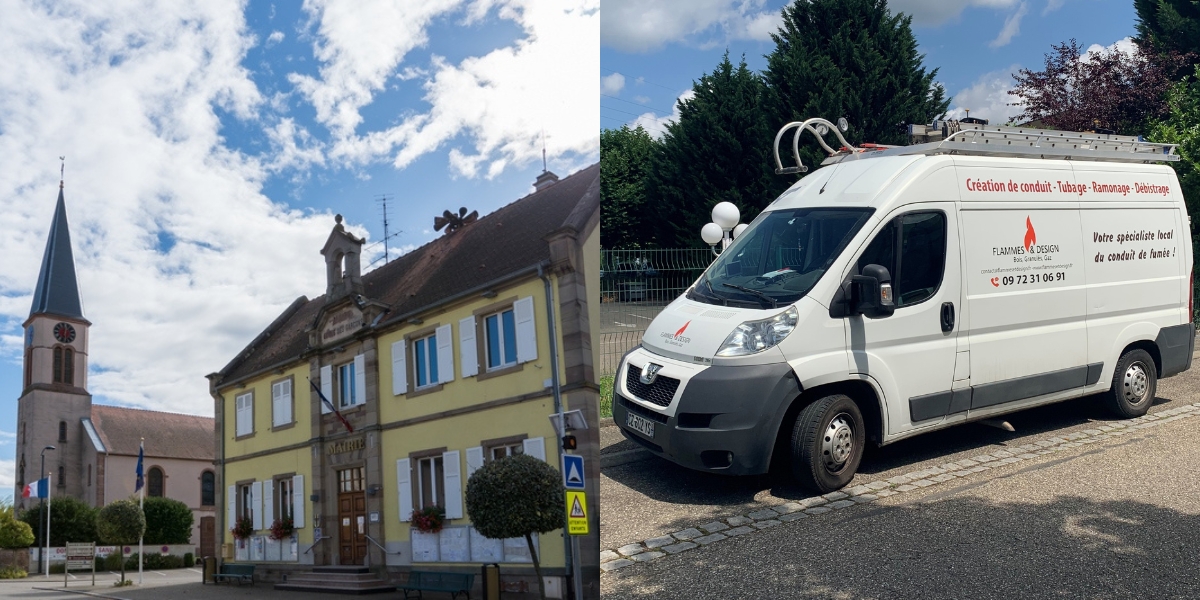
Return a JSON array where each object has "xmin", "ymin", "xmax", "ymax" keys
[
  {"xmin": 600, "ymin": 402, "xmax": 1200, "ymax": 573},
  {"xmin": 34, "ymin": 587, "xmax": 127, "ymax": 600}
]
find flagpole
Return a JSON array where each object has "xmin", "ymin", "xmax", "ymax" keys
[
  {"xmin": 45, "ymin": 471, "xmax": 52, "ymax": 578},
  {"xmin": 138, "ymin": 438, "xmax": 144, "ymax": 586}
]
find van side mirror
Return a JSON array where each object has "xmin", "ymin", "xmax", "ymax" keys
[{"xmin": 848, "ymin": 264, "xmax": 895, "ymax": 318}]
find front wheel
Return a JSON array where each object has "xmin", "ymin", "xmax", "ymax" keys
[
  {"xmin": 790, "ymin": 394, "xmax": 865, "ymax": 493},
  {"xmin": 1104, "ymin": 349, "xmax": 1157, "ymax": 418}
]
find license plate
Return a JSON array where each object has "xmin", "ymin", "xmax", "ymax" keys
[{"xmin": 626, "ymin": 412, "xmax": 656, "ymax": 438}]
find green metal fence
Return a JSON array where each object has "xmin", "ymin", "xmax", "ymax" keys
[{"xmin": 599, "ymin": 249, "xmax": 715, "ymax": 377}]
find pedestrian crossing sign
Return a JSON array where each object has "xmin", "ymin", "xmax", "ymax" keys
[
  {"xmin": 562, "ymin": 454, "xmax": 585, "ymax": 490},
  {"xmin": 566, "ymin": 491, "xmax": 588, "ymax": 535}
]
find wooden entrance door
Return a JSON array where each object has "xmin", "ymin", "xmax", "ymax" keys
[
  {"xmin": 199, "ymin": 517, "xmax": 215, "ymax": 558},
  {"xmin": 337, "ymin": 467, "xmax": 367, "ymax": 565}
]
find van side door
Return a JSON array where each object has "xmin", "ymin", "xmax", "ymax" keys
[{"xmin": 843, "ymin": 203, "xmax": 963, "ymax": 437}]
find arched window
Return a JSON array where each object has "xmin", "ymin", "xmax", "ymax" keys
[
  {"xmin": 58, "ymin": 466, "xmax": 64, "ymax": 487},
  {"xmin": 148, "ymin": 467, "xmax": 164, "ymax": 497},
  {"xmin": 53, "ymin": 347, "xmax": 63, "ymax": 383},
  {"xmin": 63, "ymin": 348, "xmax": 74, "ymax": 385},
  {"xmin": 58, "ymin": 421, "xmax": 67, "ymax": 442},
  {"xmin": 201, "ymin": 471, "xmax": 215, "ymax": 506},
  {"xmin": 87, "ymin": 464, "xmax": 92, "ymax": 487},
  {"xmin": 18, "ymin": 456, "xmax": 24, "ymax": 487}
]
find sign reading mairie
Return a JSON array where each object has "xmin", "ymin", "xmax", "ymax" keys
[
  {"xmin": 327, "ymin": 437, "xmax": 365, "ymax": 455},
  {"xmin": 321, "ymin": 306, "xmax": 364, "ymax": 344}
]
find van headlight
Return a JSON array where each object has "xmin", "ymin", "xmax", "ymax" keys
[{"xmin": 716, "ymin": 306, "xmax": 799, "ymax": 357}]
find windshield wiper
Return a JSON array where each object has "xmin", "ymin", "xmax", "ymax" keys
[{"xmin": 722, "ymin": 283, "xmax": 777, "ymax": 309}]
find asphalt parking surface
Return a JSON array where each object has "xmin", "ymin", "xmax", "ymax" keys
[{"xmin": 601, "ymin": 355, "xmax": 1200, "ymax": 598}]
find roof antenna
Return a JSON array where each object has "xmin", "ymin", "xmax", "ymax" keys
[
  {"xmin": 541, "ymin": 128, "xmax": 547, "ymax": 173},
  {"xmin": 59, "ymin": 156, "xmax": 65, "ymax": 189},
  {"xmin": 375, "ymin": 194, "xmax": 392, "ymax": 265}
]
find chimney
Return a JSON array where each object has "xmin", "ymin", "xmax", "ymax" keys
[{"xmin": 534, "ymin": 170, "xmax": 559, "ymax": 192}]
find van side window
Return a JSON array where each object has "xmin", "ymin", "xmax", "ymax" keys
[{"xmin": 857, "ymin": 211, "xmax": 946, "ymax": 308}]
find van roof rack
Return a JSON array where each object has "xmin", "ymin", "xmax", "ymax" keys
[{"xmin": 773, "ymin": 118, "xmax": 1180, "ymax": 174}]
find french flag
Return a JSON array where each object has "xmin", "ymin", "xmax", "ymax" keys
[{"xmin": 22, "ymin": 477, "xmax": 48, "ymax": 499}]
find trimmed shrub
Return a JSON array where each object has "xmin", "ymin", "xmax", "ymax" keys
[
  {"xmin": 103, "ymin": 552, "xmax": 124, "ymax": 571},
  {"xmin": 19, "ymin": 497, "xmax": 98, "ymax": 547},
  {"xmin": 0, "ymin": 566, "xmax": 27, "ymax": 579},
  {"xmin": 0, "ymin": 516, "xmax": 34, "ymax": 549},
  {"xmin": 95, "ymin": 500, "xmax": 144, "ymax": 584},
  {"xmin": 142, "ymin": 497, "xmax": 193, "ymax": 545},
  {"xmin": 183, "ymin": 553, "xmax": 194, "ymax": 568}
]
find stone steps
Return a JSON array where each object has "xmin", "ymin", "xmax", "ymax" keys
[{"xmin": 275, "ymin": 566, "xmax": 396, "ymax": 595}]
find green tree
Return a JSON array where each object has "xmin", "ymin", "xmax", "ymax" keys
[
  {"xmin": 764, "ymin": 0, "xmax": 950, "ymax": 171},
  {"xmin": 141, "ymin": 497, "xmax": 193, "ymax": 545},
  {"xmin": 0, "ymin": 502, "xmax": 34, "ymax": 549},
  {"xmin": 600, "ymin": 125, "xmax": 659, "ymax": 249},
  {"xmin": 465, "ymin": 454, "xmax": 564, "ymax": 600},
  {"xmin": 20, "ymin": 497, "xmax": 97, "ymax": 547},
  {"xmin": 1135, "ymin": 0, "xmax": 1200, "ymax": 65},
  {"xmin": 1149, "ymin": 67, "xmax": 1200, "ymax": 271},
  {"xmin": 649, "ymin": 52, "xmax": 787, "ymax": 248},
  {"xmin": 95, "ymin": 500, "xmax": 145, "ymax": 585}
]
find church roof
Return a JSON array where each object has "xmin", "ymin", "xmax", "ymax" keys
[
  {"xmin": 30, "ymin": 186, "xmax": 84, "ymax": 320},
  {"xmin": 89, "ymin": 404, "xmax": 214, "ymax": 461},
  {"xmin": 215, "ymin": 163, "xmax": 600, "ymax": 385}
]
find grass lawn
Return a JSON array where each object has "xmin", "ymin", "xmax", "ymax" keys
[{"xmin": 600, "ymin": 374, "xmax": 614, "ymax": 419}]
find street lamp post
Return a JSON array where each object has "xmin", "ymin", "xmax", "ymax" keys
[{"xmin": 39, "ymin": 445, "xmax": 55, "ymax": 577}]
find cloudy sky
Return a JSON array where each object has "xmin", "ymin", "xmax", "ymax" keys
[
  {"xmin": 601, "ymin": 0, "xmax": 1139, "ymax": 135},
  {"xmin": 0, "ymin": 0, "xmax": 598, "ymax": 497}
]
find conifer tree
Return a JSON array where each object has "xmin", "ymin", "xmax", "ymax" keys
[
  {"xmin": 1135, "ymin": 0, "xmax": 1200, "ymax": 66},
  {"xmin": 764, "ymin": 0, "xmax": 949, "ymax": 173},
  {"xmin": 648, "ymin": 52, "xmax": 787, "ymax": 248},
  {"xmin": 600, "ymin": 125, "xmax": 658, "ymax": 249}
]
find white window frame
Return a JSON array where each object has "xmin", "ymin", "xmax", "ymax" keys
[
  {"xmin": 277, "ymin": 477, "xmax": 294, "ymax": 522},
  {"xmin": 416, "ymin": 455, "xmax": 444, "ymax": 510},
  {"xmin": 413, "ymin": 332, "xmax": 439, "ymax": 389},
  {"xmin": 338, "ymin": 361, "xmax": 359, "ymax": 408},
  {"xmin": 238, "ymin": 483, "xmax": 254, "ymax": 523},
  {"xmin": 483, "ymin": 309, "xmax": 518, "ymax": 371},
  {"xmin": 271, "ymin": 379, "xmax": 292, "ymax": 427},
  {"xmin": 235, "ymin": 392, "xmax": 253, "ymax": 437}
]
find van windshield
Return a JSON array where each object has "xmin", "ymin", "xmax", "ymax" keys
[{"xmin": 690, "ymin": 208, "xmax": 874, "ymax": 308}]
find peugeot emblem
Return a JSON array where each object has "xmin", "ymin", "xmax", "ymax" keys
[{"xmin": 640, "ymin": 363, "xmax": 663, "ymax": 385}]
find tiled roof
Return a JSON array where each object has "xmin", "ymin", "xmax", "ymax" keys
[
  {"xmin": 216, "ymin": 164, "xmax": 600, "ymax": 386},
  {"xmin": 90, "ymin": 404, "xmax": 214, "ymax": 461},
  {"xmin": 30, "ymin": 187, "xmax": 84, "ymax": 319}
]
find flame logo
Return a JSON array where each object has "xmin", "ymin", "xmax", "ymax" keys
[
  {"xmin": 1024, "ymin": 216, "xmax": 1036, "ymax": 251},
  {"xmin": 674, "ymin": 321, "xmax": 691, "ymax": 338}
]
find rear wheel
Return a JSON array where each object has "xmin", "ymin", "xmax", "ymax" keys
[
  {"xmin": 790, "ymin": 394, "xmax": 865, "ymax": 493},
  {"xmin": 1104, "ymin": 349, "xmax": 1157, "ymax": 418}
]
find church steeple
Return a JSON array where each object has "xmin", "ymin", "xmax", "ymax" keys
[{"xmin": 29, "ymin": 181, "xmax": 83, "ymax": 320}]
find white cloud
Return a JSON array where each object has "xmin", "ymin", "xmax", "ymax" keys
[
  {"xmin": 631, "ymin": 90, "xmax": 695, "ymax": 138},
  {"xmin": 602, "ymin": 72, "xmax": 625, "ymax": 95},
  {"xmin": 294, "ymin": 0, "xmax": 599, "ymax": 178},
  {"xmin": 889, "ymin": 0, "xmax": 1020, "ymax": 27},
  {"xmin": 600, "ymin": 0, "xmax": 782, "ymax": 53},
  {"xmin": 1043, "ymin": 0, "xmax": 1067, "ymax": 15},
  {"xmin": 0, "ymin": 1, "xmax": 337, "ymax": 415},
  {"xmin": 0, "ymin": 459, "xmax": 12, "ymax": 502},
  {"xmin": 1084, "ymin": 37, "xmax": 1136, "ymax": 59},
  {"xmin": 989, "ymin": 1, "xmax": 1027, "ymax": 48},
  {"xmin": 943, "ymin": 64, "xmax": 1024, "ymax": 124},
  {"xmin": 266, "ymin": 30, "xmax": 285, "ymax": 46}
]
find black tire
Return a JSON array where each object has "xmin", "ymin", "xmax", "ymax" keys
[
  {"xmin": 790, "ymin": 394, "xmax": 865, "ymax": 493},
  {"xmin": 1104, "ymin": 349, "xmax": 1157, "ymax": 418}
]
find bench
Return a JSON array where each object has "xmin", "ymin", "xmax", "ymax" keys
[
  {"xmin": 213, "ymin": 563, "xmax": 255, "ymax": 585},
  {"xmin": 399, "ymin": 570, "xmax": 474, "ymax": 600}
]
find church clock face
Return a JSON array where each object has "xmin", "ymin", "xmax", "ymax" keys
[{"xmin": 53, "ymin": 322, "xmax": 75, "ymax": 344}]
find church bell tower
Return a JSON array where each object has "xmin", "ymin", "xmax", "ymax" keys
[{"xmin": 14, "ymin": 178, "xmax": 93, "ymax": 509}]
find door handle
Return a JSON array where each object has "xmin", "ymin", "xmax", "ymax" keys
[{"xmin": 940, "ymin": 302, "xmax": 955, "ymax": 332}]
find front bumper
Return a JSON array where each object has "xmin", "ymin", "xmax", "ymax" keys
[{"xmin": 613, "ymin": 347, "xmax": 800, "ymax": 475}]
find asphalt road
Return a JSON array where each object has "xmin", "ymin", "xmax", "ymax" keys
[{"xmin": 601, "ymin": 356, "xmax": 1200, "ymax": 598}]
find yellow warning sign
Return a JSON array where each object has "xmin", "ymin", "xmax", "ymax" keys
[{"xmin": 566, "ymin": 491, "xmax": 588, "ymax": 535}]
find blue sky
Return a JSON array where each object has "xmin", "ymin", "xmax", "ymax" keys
[
  {"xmin": 0, "ymin": 0, "xmax": 597, "ymax": 497},
  {"xmin": 601, "ymin": 0, "xmax": 1139, "ymax": 134}
]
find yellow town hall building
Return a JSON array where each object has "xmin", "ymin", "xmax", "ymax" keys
[{"xmin": 207, "ymin": 165, "xmax": 600, "ymax": 597}]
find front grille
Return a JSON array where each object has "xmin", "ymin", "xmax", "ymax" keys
[
  {"xmin": 626, "ymin": 364, "xmax": 681, "ymax": 408},
  {"xmin": 618, "ymin": 394, "xmax": 668, "ymax": 424}
]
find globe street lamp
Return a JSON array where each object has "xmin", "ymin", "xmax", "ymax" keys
[
  {"xmin": 39, "ymin": 445, "xmax": 55, "ymax": 576},
  {"xmin": 701, "ymin": 202, "xmax": 744, "ymax": 255}
]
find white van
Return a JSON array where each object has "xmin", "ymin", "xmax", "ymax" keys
[{"xmin": 614, "ymin": 118, "xmax": 1194, "ymax": 492}]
